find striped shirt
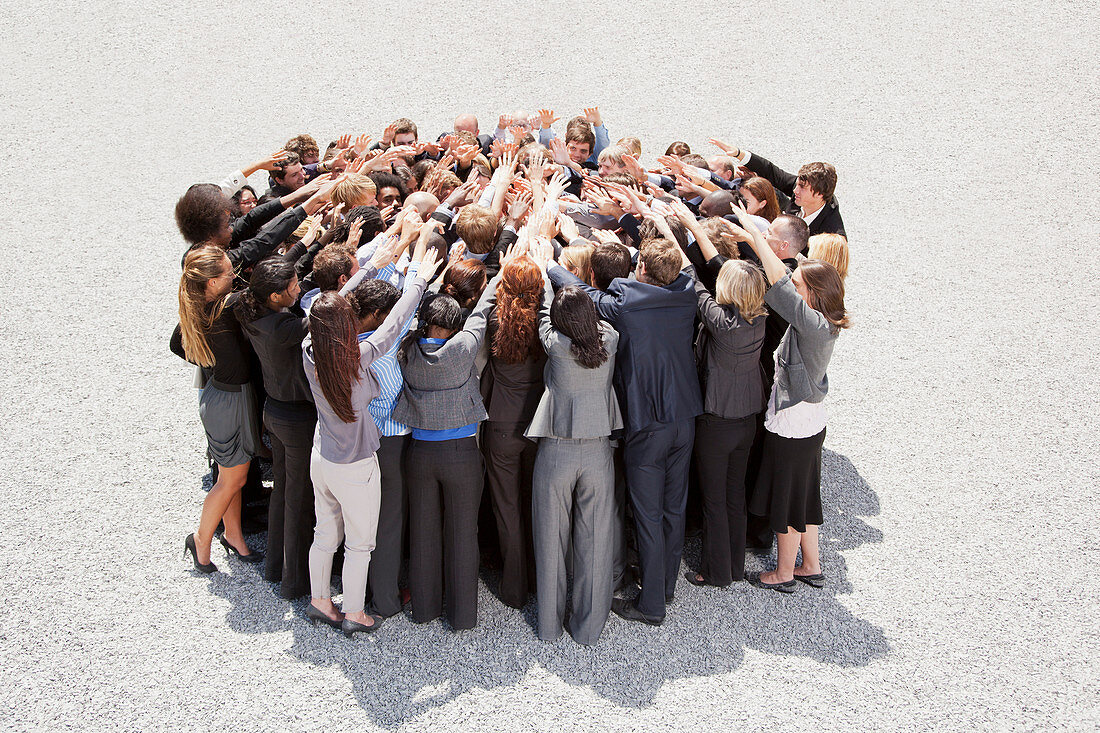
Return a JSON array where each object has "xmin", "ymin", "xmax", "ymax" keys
[{"xmin": 357, "ymin": 262, "xmax": 419, "ymax": 437}]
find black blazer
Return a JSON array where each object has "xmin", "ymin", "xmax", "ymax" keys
[
  {"xmin": 745, "ymin": 152, "xmax": 846, "ymax": 238},
  {"xmin": 548, "ymin": 267, "xmax": 703, "ymax": 433}
]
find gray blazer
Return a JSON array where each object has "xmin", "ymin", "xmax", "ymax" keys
[
  {"xmin": 525, "ymin": 281, "xmax": 623, "ymax": 440},
  {"xmin": 393, "ymin": 274, "xmax": 500, "ymax": 431},
  {"xmin": 764, "ymin": 273, "xmax": 838, "ymax": 411},
  {"xmin": 686, "ymin": 266, "xmax": 768, "ymax": 420}
]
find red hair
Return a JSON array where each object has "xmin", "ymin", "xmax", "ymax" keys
[{"xmin": 492, "ymin": 256, "xmax": 543, "ymax": 364}]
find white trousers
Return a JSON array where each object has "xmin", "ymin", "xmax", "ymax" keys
[{"xmin": 308, "ymin": 449, "xmax": 381, "ymax": 614}]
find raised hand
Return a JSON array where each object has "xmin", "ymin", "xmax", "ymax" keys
[
  {"xmin": 549, "ymin": 136, "xmax": 572, "ymax": 167},
  {"xmin": 346, "ymin": 217, "xmax": 365, "ymax": 250},
  {"xmin": 622, "ymin": 153, "xmax": 648, "ymax": 183},
  {"xmin": 657, "ymin": 155, "xmax": 686, "ymax": 175},
  {"xmin": 707, "ymin": 138, "xmax": 739, "ymax": 157},
  {"xmin": 335, "ymin": 134, "xmax": 352, "ymax": 150},
  {"xmin": 527, "ymin": 153, "xmax": 548, "ymax": 183},
  {"xmin": 583, "ymin": 106, "xmax": 602, "ymax": 127},
  {"xmin": 381, "ymin": 123, "xmax": 397, "ymax": 147},
  {"xmin": 545, "ymin": 171, "xmax": 569, "ymax": 201},
  {"xmin": 447, "ymin": 240, "xmax": 467, "ymax": 265},
  {"xmin": 508, "ymin": 190, "xmax": 533, "ymax": 224},
  {"xmin": 498, "ymin": 113, "xmax": 514, "ymax": 131},
  {"xmin": 667, "ymin": 199, "xmax": 699, "ymax": 228},
  {"xmin": 369, "ymin": 234, "xmax": 401, "ymax": 269},
  {"xmin": 419, "ymin": 140, "xmax": 440, "ymax": 157},
  {"xmin": 414, "ymin": 219, "xmax": 446, "ymax": 261},
  {"xmin": 301, "ymin": 214, "xmax": 324, "ymax": 245},
  {"xmin": 416, "ymin": 245, "xmax": 443, "ymax": 282},
  {"xmin": 352, "ymin": 133, "xmax": 372, "ymax": 154},
  {"xmin": 591, "ymin": 229, "xmax": 623, "ymax": 245},
  {"xmin": 379, "ymin": 202, "xmax": 397, "ymax": 222},
  {"xmin": 528, "ymin": 238, "xmax": 554, "ymax": 271},
  {"xmin": 507, "ymin": 125, "xmax": 529, "ymax": 142},
  {"xmin": 605, "ymin": 182, "xmax": 649, "ymax": 217},
  {"xmin": 558, "ymin": 212, "xmax": 580, "ymax": 241},
  {"xmin": 259, "ymin": 149, "xmax": 292, "ymax": 171},
  {"xmin": 498, "ymin": 239, "xmax": 528, "ymax": 270},
  {"xmin": 538, "ymin": 108, "xmax": 560, "ymax": 129},
  {"xmin": 492, "ymin": 151, "xmax": 518, "ymax": 187},
  {"xmin": 442, "ymin": 134, "xmax": 459, "ymax": 152},
  {"xmin": 455, "ymin": 143, "xmax": 479, "ymax": 166}
]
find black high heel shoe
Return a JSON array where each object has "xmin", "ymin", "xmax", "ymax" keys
[
  {"xmin": 218, "ymin": 535, "xmax": 263, "ymax": 564},
  {"xmin": 342, "ymin": 615, "xmax": 382, "ymax": 637},
  {"xmin": 305, "ymin": 604, "xmax": 343, "ymax": 629},
  {"xmin": 184, "ymin": 533, "xmax": 218, "ymax": 574}
]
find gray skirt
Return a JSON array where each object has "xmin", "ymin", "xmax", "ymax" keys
[{"xmin": 199, "ymin": 380, "xmax": 260, "ymax": 468}]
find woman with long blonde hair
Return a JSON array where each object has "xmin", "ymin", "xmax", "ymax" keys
[
  {"xmin": 807, "ymin": 233, "xmax": 849, "ymax": 280},
  {"xmin": 172, "ymin": 245, "xmax": 263, "ymax": 573},
  {"xmin": 668, "ymin": 204, "xmax": 770, "ymax": 588}
]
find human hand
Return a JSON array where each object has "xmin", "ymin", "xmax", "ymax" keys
[
  {"xmin": 657, "ymin": 155, "xmax": 686, "ymax": 175},
  {"xmin": 258, "ymin": 149, "xmax": 292, "ymax": 171},
  {"xmin": 528, "ymin": 237, "xmax": 554, "ymax": 271},
  {"xmin": 346, "ymin": 217, "xmax": 364, "ymax": 250},
  {"xmin": 527, "ymin": 153, "xmax": 547, "ymax": 183},
  {"xmin": 498, "ymin": 239, "xmax": 528, "ymax": 270},
  {"xmin": 622, "ymin": 153, "xmax": 647, "ymax": 183},
  {"xmin": 301, "ymin": 214, "xmax": 324, "ymax": 245},
  {"xmin": 492, "ymin": 151, "xmax": 518, "ymax": 187},
  {"xmin": 381, "ymin": 123, "xmax": 397, "ymax": 146},
  {"xmin": 583, "ymin": 106, "xmax": 602, "ymax": 127},
  {"xmin": 455, "ymin": 143, "xmax": 479, "ymax": 166},
  {"xmin": 419, "ymin": 140, "xmax": 440, "ymax": 157},
  {"xmin": 335, "ymin": 134, "xmax": 352, "ymax": 150},
  {"xmin": 538, "ymin": 108, "xmax": 560, "ymax": 129},
  {"xmin": 558, "ymin": 212, "xmax": 579, "ymax": 241},
  {"xmin": 668, "ymin": 199, "xmax": 699, "ymax": 228},
  {"xmin": 708, "ymin": 138, "xmax": 740, "ymax": 157},
  {"xmin": 416, "ymin": 246, "xmax": 443, "ymax": 282},
  {"xmin": 498, "ymin": 113, "xmax": 513, "ymax": 131},
  {"xmin": 549, "ymin": 136, "xmax": 571, "ymax": 167},
  {"xmin": 508, "ymin": 190, "xmax": 533, "ymax": 223},
  {"xmin": 369, "ymin": 234, "xmax": 400, "ymax": 269},
  {"xmin": 545, "ymin": 171, "xmax": 569, "ymax": 201},
  {"xmin": 352, "ymin": 133, "xmax": 372, "ymax": 154},
  {"xmin": 591, "ymin": 228, "xmax": 624, "ymax": 245},
  {"xmin": 413, "ymin": 219, "xmax": 445, "ymax": 261}
]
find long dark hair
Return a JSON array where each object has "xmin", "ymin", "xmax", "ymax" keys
[
  {"xmin": 235, "ymin": 256, "xmax": 296, "ymax": 324},
  {"xmin": 441, "ymin": 259, "xmax": 487, "ymax": 310},
  {"xmin": 551, "ymin": 286, "xmax": 608, "ymax": 368},
  {"xmin": 398, "ymin": 292, "xmax": 463, "ymax": 365},
  {"xmin": 492, "ymin": 256, "xmax": 542, "ymax": 364},
  {"xmin": 307, "ymin": 292, "xmax": 361, "ymax": 423}
]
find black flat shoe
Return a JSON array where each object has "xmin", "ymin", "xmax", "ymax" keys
[
  {"xmin": 184, "ymin": 533, "xmax": 218, "ymax": 574},
  {"xmin": 684, "ymin": 571, "xmax": 728, "ymax": 588},
  {"xmin": 304, "ymin": 604, "xmax": 342, "ymax": 629},
  {"xmin": 794, "ymin": 572, "xmax": 826, "ymax": 588},
  {"xmin": 342, "ymin": 616, "xmax": 382, "ymax": 637},
  {"xmin": 749, "ymin": 573, "xmax": 797, "ymax": 594},
  {"xmin": 219, "ymin": 535, "xmax": 263, "ymax": 564},
  {"xmin": 611, "ymin": 598, "xmax": 664, "ymax": 626}
]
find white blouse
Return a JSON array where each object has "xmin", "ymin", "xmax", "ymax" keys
[{"xmin": 764, "ymin": 376, "xmax": 827, "ymax": 439}]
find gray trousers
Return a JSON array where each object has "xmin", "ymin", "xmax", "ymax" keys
[{"xmin": 532, "ymin": 437, "xmax": 615, "ymax": 646}]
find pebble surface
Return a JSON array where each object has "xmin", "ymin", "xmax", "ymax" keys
[{"xmin": 1, "ymin": 0, "xmax": 1098, "ymax": 730}]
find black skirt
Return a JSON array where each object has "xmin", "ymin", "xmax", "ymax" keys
[{"xmin": 750, "ymin": 427, "xmax": 825, "ymax": 533}]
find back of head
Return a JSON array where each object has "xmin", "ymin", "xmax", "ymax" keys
[
  {"xmin": 551, "ymin": 285, "xmax": 609, "ymax": 369},
  {"xmin": 796, "ymin": 161, "xmax": 838, "ymax": 201},
  {"xmin": 797, "ymin": 260, "xmax": 850, "ymax": 332},
  {"xmin": 493, "ymin": 256, "xmax": 543, "ymax": 364},
  {"xmin": 312, "ymin": 247, "xmax": 355, "ymax": 292},
  {"xmin": 774, "ymin": 214, "xmax": 809, "ymax": 255},
  {"xmin": 559, "ymin": 242, "xmax": 595, "ymax": 284},
  {"xmin": 699, "ymin": 190, "xmax": 736, "ymax": 218},
  {"xmin": 347, "ymin": 278, "xmax": 400, "ymax": 319},
  {"xmin": 597, "ymin": 144, "xmax": 628, "ymax": 168},
  {"xmin": 715, "ymin": 260, "xmax": 767, "ymax": 323},
  {"xmin": 399, "ymin": 292, "xmax": 462, "ymax": 364},
  {"xmin": 454, "ymin": 205, "xmax": 500, "ymax": 255},
  {"xmin": 405, "ymin": 191, "xmax": 440, "ymax": 219},
  {"xmin": 307, "ymin": 292, "xmax": 361, "ymax": 423},
  {"xmin": 681, "ymin": 153, "xmax": 709, "ymax": 170},
  {"xmin": 331, "ymin": 173, "xmax": 377, "ymax": 210},
  {"xmin": 591, "ymin": 242, "xmax": 632, "ymax": 291},
  {"xmin": 441, "ymin": 259, "xmax": 487, "ymax": 309},
  {"xmin": 328, "ymin": 205, "xmax": 384, "ymax": 246},
  {"xmin": 236, "ymin": 256, "xmax": 296, "ymax": 324},
  {"xmin": 638, "ymin": 237, "xmax": 682, "ymax": 287},
  {"xmin": 285, "ymin": 134, "xmax": 319, "ymax": 162},
  {"xmin": 617, "ymin": 136, "xmax": 642, "ymax": 156},
  {"xmin": 807, "ymin": 233, "xmax": 849, "ymax": 280},
  {"xmin": 178, "ymin": 245, "xmax": 229, "ymax": 367},
  {"xmin": 665, "ymin": 141, "xmax": 690, "ymax": 156},
  {"xmin": 701, "ymin": 217, "xmax": 739, "ymax": 260},
  {"xmin": 175, "ymin": 183, "xmax": 231, "ymax": 245}
]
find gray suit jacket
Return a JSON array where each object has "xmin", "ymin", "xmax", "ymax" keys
[
  {"xmin": 525, "ymin": 281, "xmax": 623, "ymax": 440},
  {"xmin": 764, "ymin": 273, "xmax": 838, "ymax": 411},
  {"xmin": 393, "ymin": 274, "xmax": 500, "ymax": 430}
]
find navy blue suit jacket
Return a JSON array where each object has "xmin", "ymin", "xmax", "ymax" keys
[{"xmin": 548, "ymin": 266, "xmax": 703, "ymax": 433}]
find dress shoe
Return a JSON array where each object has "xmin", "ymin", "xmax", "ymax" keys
[
  {"xmin": 304, "ymin": 604, "xmax": 342, "ymax": 629},
  {"xmin": 342, "ymin": 616, "xmax": 383, "ymax": 637},
  {"xmin": 749, "ymin": 573, "xmax": 797, "ymax": 593},
  {"xmin": 611, "ymin": 598, "xmax": 664, "ymax": 626},
  {"xmin": 684, "ymin": 571, "xmax": 728, "ymax": 588},
  {"xmin": 794, "ymin": 572, "xmax": 826, "ymax": 588},
  {"xmin": 183, "ymin": 533, "xmax": 218, "ymax": 574},
  {"xmin": 218, "ymin": 535, "xmax": 263, "ymax": 564}
]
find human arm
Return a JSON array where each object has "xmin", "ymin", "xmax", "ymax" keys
[
  {"xmin": 360, "ymin": 248, "xmax": 442, "ymax": 363},
  {"xmin": 546, "ymin": 261, "xmax": 623, "ymax": 322}
]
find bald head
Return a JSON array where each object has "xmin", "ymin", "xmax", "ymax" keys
[
  {"xmin": 707, "ymin": 155, "xmax": 737, "ymax": 181},
  {"xmin": 405, "ymin": 191, "xmax": 440, "ymax": 220},
  {"xmin": 699, "ymin": 190, "xmax": 736, "ymax": 218},
  {"xmin": 453, "ymin": 114, "xmax": 479, "ymax": 136}
]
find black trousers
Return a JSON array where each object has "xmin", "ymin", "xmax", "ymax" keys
[
  {"xmin": 406, "ymin": 437, "xmax": 484, "ymax": 630},
  {"xmin": 366, "ymin": 434, "xmax": 409, "ymax": 617},
  {"xmin": 481, "ymin": 421, "xmax": 536, "ymax": 608},
  {"xmin": 693, "ymin": 413, "xmax": 757, "ymax": 584},
  {"xmin": 745, "ymin": 412, "xmax": 775, "ymax": 549},
  {"xmin": 263, "ymin": 406, "xmax": 316, "ymax": 599},
  {"xmin": 623, "ymin": 418, "xmax": 695, "ymax": 619}
]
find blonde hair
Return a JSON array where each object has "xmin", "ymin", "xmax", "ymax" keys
[
  {"xmin": 455, "ymin": 204, "xmax": 501, "ymax": 254},
  {"xmin": 617, "ymin": 136, "xmax": 642, "ymax": 157},
  {"xmin": 178, "ymin": 245, "xmax": 230, "ymax": 367},
  {"xmin": 558, "ymin": 242, "xmax": 595, "ymax": 284},
  {"xmin": 807, "ymin": 233, "xmax": 849, "ymax": 280},
  {"xmin": 715, "ymin": 259, "xmax": 767, "ymax": 323},
  {"xmin": 331, "ymin": 173, "xmax": 376, "ymax": 210},
  {"xmin": 597, "ymin": 144, "xmax": 629, "ymax": 168}
]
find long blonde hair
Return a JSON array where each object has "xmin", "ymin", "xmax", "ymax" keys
[
  {"xmin": 715, "ymin": 260, "xmax": 767, "ymax": 323},
  {"xmin": 807, "ymin": 233, "xmax": 849, "ymax": 280},
  {"xmin": 558, "ymin": 242, "xmax": 595, "ymax": 285},
  {"xmin": 178, "ymin": 245, "xmax": 229, "ymax": 367}
]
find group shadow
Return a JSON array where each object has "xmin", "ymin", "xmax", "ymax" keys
[{"xmin": 197, "ymin": 448, "xmax": 886, "ymax": 728}]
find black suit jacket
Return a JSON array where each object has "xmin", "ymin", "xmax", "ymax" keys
[
  {"xmin": 548, "ymin": 266, "xmax": 703, "ymax": 433},
  {"xmin": 745, "ymin": 152, "xmax": 846, "ymax": 238}
]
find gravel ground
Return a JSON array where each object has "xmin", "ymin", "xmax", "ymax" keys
[{"xmin": 1, "ymin": 0, "xmax": 1098, "ymax": 730}]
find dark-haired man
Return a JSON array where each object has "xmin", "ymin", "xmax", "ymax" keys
[{"xmin": 548, "ymin": 238, "xmax": 703, "ymax": 626}]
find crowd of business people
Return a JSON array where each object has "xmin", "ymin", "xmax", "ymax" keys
[{"xmin": 171, "ymin": 108, "xmax": 851, "ymax": 644}]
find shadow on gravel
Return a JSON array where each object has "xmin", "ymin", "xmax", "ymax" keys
[{"xmin": 205, "ymin": 448, "xmax": 886, "ymax": 727}]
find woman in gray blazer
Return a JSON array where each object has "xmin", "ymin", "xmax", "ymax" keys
[
  {"xmin": 393, "ymin": 262, "xmax": 503, "ymax": 631},
  {"xmin": 724, "ymin": 204, "xmax": 850, "ymax": 594},
  {"xmin": 526, "ymin": 243, "xmax": 623, "ymax": 646}
]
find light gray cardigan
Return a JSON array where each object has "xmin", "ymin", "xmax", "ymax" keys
[{"xmin": 764, "ymin": 273, "xmax": 838, "ymax": 411}]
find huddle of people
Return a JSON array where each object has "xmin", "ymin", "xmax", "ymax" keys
[{"xmin": 172, "ymin": 108, "xmax": 851, "ymax": 645}]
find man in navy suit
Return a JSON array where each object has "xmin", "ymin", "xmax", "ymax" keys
[{"xmin": 548, "ymin": 238, "xmax": 703, "ymax": 625}]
